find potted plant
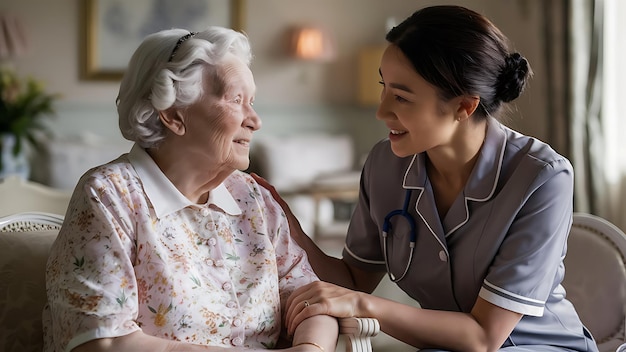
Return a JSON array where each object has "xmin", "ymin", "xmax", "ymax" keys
[{"xmin": 0, "ymin": 67, "xmax": 57, "ymax": 179}]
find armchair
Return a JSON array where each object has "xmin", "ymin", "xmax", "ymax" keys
[{"xmin": 563, "ymin": 212, "xmax": 626, "ymax": 352}]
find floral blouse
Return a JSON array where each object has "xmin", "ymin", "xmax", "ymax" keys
[{"xmin": 44, "ymin": 145, "xmax": 318, "ymax": 352}]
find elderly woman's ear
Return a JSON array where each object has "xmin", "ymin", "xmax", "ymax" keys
[{"xmin": 159, "ymin": 109, "xmax": 186, "ymax": 136}]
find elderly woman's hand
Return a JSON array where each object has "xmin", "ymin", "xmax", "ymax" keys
[
  {"xmin": 72, "ymin": 330, "xmax": 330, "ymax": 351},
  {"xmin": 287, "ymin": 313, "xmax": 338, "ymax": 352},
  {"xmin": 285, "ymin": 346, "xmax": 327, "ymax": 352},
  {"xmin": 71, "ymin": 331, "xmax": 217, "ymax": 351}
]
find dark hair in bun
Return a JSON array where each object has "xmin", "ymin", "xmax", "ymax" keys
[
  {"xmin": 386, "ymin": 5, "xmax": 533, "ymax": 120},
  {"xmin": 496, "ymin": 53, "xmax": 532, "ymax": 103}
]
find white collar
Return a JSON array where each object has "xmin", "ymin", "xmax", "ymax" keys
[{"xmin": 128, "ymin": 144, "xmax": 242, "ymax": 218}]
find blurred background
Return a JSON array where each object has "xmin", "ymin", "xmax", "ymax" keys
[
  {"xmin": 0, "ymin": 0, "xmax": 548, "ymax": 166},
  {"xmin": 1, "ymin": 1, "xmax": 624, "ymax": 350}
]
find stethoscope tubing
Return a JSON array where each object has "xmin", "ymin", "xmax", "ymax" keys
[{"xmin": 382, "ymin": 189, "xmax": 417, "ymax": 282}]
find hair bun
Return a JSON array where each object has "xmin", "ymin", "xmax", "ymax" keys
[{"xmin": 495, "ymin": 52, "xmax": 531, "ymax": 103}]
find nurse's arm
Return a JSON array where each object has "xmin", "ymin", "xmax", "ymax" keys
[
  {"xmin": 362, "ymin": 295, "xmax": 522, "ymax": 351},
  {"xmin": 289, "ymin": 227, "xmax": 384, "ymax": 293},
  {"xmin": 251, "ymin": 173, "xmax": 384, "ymax": 292},
  {"xmin": 277, "ymin": 202, "xmax": 384, "ymax": 293}
]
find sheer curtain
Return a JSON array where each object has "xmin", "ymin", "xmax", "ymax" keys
[
  {"xmin": 601, "ymin": 0, "xmax": 626, "ymax": 230},
  {"xmin": 569, "ymin": 0, "xmax": 606, "ymax": 217},
  {"xmin": 542, "ymin": 0, "xmax": 626, "ymax": 231}
]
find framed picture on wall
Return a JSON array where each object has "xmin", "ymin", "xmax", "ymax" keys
[{"xmin": 81, "ymin": 0, "xmax": 246, "ymax": 81}]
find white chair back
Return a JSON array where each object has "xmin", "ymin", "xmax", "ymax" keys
[
  {"xmin": 563, "ymin": 212, "xmax": 626, "ymax": 352},
  {"xmin": 0, "ymin": 211, "xmax": 64, "ymax": 232}
]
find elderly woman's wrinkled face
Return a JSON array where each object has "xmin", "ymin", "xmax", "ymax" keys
[{"xmin": 183, "ymin": 54, "xmax": 260, "ymax": 172}]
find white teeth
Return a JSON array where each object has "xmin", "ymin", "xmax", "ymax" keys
[{"xmin": 390, "ymin": 130, "xmax": 405, "ymax": 135}]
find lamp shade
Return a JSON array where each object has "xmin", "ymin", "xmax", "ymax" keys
[
  {"xmin": 288, "ymin": 26, "xmax": 335, "ymax": 61},
  {"xmin": 0, "ymin": 13, "xmax": 28, "ymax": 60}
]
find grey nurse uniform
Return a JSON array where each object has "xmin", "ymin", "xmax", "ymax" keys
[{"xmin": 343, "ymin": 117, "xmax": 598, "ymax": 351}]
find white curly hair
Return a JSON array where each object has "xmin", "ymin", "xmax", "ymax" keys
[{"xmin": 116, "ymin": 26, "xmax": 252, "ymax": 148}]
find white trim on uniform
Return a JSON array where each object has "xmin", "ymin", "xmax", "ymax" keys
[
  {"xmin": 479, "ymin": 281, "xmax": 545, "ymax": 317},
  {"xmin": 343, "ymin": 244, "xmax": 386, "ymax": 265}
]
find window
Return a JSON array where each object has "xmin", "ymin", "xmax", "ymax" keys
[{"xmin": 603, "ymin": 0, "xmax": 626, "ymax": 182}]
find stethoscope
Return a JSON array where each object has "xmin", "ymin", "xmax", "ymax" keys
[{"xmin": 382, "ymin": 189, "xmax": 417, "ymax": 282}]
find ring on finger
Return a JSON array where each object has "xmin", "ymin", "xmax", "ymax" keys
[{"xmin": 304, "ymin": 300, "xmax": 310, "ymax": 308}]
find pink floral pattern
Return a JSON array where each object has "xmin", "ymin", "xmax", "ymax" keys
[{"xmin": 45, "ymin": 153, "xmax": 318, "ymax": 351}]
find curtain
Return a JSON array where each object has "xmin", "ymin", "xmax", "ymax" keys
[
  {"xmin": 541, "ymin": 0, "xmax": 570, "ymax": 157},
  {"xmin": 599, "ymin": 0, "xmax": 626, "ymax": 230},
  {"xmin": 542, "ymin": 0, "xmax": 570, "ymax": 157},
  {"xmin": 570, "ymin": 0, "xmax": 606, "ymax": 216},
  {"xmin": 542, "ymin": 0, "xmax": 616, "ymax": 227}
]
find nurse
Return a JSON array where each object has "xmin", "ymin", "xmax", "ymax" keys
[{"xmin": 254, "ymin": 5, "xmax": 598, "ymax": 351}]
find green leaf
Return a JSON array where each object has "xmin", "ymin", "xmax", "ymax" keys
[
  {"xmin": 0, "ymin": 68, "xmax": 57, "ymax": 168},
  {"xmin": 226, "ymin": 253, "xmax": 240, "ymax": 261}
]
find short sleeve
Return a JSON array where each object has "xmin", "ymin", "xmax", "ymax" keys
[
  {"xmin": 46, "ymin": 175, "xmax": 141, "ymax": 351},
  {"xmin": 480, "ymin": 158, "xmax": 574, "ymax": 316},
  {"xmin": 342, "ymin": 147, "xmax": 387, "ymax": 271}
]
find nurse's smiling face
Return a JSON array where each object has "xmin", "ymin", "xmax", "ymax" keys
[{"xmin": 376, "ymin": 44, "xmax": 460, "ymax": 158}]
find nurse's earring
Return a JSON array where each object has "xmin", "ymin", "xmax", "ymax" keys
[{"xmin": 456, "ymin": 95, "xmax": 480, "ymax": 121}]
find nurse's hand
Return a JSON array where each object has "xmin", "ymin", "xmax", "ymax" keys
[
  {"xmin": 251, "ymin": 173, "xmax": 310, "ymax": 244},
  {"xmin": 285, "ymin": 281, "xmax": 366, "ymax": 335}
]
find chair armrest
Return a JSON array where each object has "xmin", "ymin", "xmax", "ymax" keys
[{"xmin": 338, "ymin": 317, "xmax": 380, "ymax": 352}]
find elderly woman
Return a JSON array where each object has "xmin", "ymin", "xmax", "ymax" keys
[{"xmin": 44, "ymin": 26, "xmax": 337, "ymax": 352}]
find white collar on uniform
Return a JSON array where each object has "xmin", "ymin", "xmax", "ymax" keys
[
  {"xmin": 128, "ymin": 144, "xmax": 242, "ymax": 218},
  {"xmin": 402, "ymin": 117, "xmax": 506, "ymax": 202}
]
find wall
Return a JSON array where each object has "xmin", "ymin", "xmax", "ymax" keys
[{"xmin": 1, "ymin": 0, "xmax": 549, "ymax": 172}]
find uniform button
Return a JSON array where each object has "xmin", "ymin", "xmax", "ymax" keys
[
  {"xmin": 215, "ymin": 259, "xmax": 224, "ymax": 267},
  {"xmin": 233, "ymin": 318, "xmax": 242, "ymax": 327},
  {"xmin": 208, "ymin": 237, "xmax": 217, "ymax": 246},
  {"xmin": 439, "ymin": 250, "xmax": 448, "ymax": 262},
  {"xmin": 226, "ymin": 300, "xmax": 237, "ymax": 308},
  {"xmin": 201, "ymin": 208, "xmax": 210, "ymax": 216},
  {"xmin": 231, "ymin": 337, "xmax": 243, "ymax": 346},
  {"xmin": 222, "ymin": 282, "xmax": 232, "ymax": 291}
]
